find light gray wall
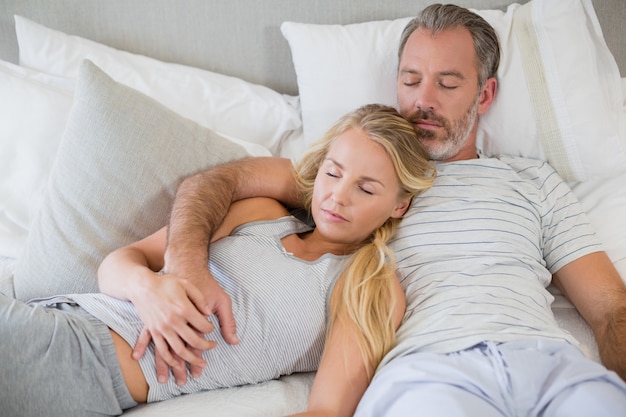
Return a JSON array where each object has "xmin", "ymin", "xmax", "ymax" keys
[{"xmin": 0, "ymin": 0, "xmax": 623, "ymax": 95}]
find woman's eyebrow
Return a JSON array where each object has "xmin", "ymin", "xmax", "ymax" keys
[{"xmin": 326, "ymin": 158, "xmax": 386, "ymax": 187}]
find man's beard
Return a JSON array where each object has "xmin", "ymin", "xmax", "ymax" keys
[{"xmin": 406, "ymin": 97, "xmax": 480, "ymax": 161}]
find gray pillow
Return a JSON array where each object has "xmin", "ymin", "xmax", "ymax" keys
[{"xmin": 13, "ymin": 59, "xmax": 250, "ymax": 300}]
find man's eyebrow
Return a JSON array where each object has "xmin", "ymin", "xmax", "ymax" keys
[
  {"xmin": 399, "ymin": 68, "xmax": 466, "ymax": 80},
  {"xmin": 399, "ymin": 68, "xmax": 420, "ymax": 76},
  {"xmin": 440, "ymin": 70, "xmax": 465, "ymax": 80}
]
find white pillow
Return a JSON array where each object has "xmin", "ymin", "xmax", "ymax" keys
[
  {"xmin": 13, "ymin": 60, "xmax": 252, "ymax": 300},
  {"xmin": 569, "ymin": 170, "xmax": 626, "ymax": 271},
  {"xmin": 283, "ymin": 17, "xmax": 413, "ymax": 146},
  {"xmin": 0, "ymin": 60, "xmax": 73, "ymax": 258},
  {"xmin": 574, "ymin": 81, "xmax": 626, "ymax": 278},
  {"xmin": 15, "ymin": 15, "xmax": 301, "ymax": 155},
  {"xmin": 281, "ymin": 0, "xmax": 626, "ymax": 181},
  {"xmin": 0, "ymin": 55, "xmax": 272, "ymax": 260}
]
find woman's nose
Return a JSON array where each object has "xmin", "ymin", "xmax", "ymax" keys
[{"xmin": 330, "ymin": 182, "xmax": 350, "ymax": 205}]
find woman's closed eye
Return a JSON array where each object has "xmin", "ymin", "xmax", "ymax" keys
[{"xmin": 359, "ymin": 186, "xmax": 374, "ymax": 195}]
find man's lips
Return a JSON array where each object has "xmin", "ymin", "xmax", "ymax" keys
[{"xmin": 415, "ymin": 119, "xmax": 442, "ymax": 130}]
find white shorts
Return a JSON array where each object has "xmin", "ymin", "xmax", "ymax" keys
[{"xmin": 355, "ymin": 339, "xmax": 626, "ymax": 417}]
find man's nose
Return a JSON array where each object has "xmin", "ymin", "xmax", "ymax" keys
[{"xmin": 414, "ymin": 83, "xmax": 437, "ymax": 112}]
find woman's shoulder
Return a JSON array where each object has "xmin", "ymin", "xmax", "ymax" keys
[
  {"xmin": 212, "ymin": 197, "xmax": 292, "ymax": 241},
  {"xmin": 230, "ymin": 197, "xmax": 291, "ymax": 222}
]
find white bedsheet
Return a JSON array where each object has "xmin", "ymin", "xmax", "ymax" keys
[{"xmin": 122, "ymin": 372, "xmax": 313, "ymax": 417}]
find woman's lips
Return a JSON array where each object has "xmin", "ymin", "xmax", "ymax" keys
[{"xmin": 321, "ymin": 209, "xmax": 347, "ymax": 222}]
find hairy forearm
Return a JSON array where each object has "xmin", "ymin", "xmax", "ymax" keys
[
  {"xmin": 164, "ymin": 163, "xmax": 235, "ymax": 274},
  {"xmin": 164, "ymin": 156, "xmax": 298, "ymax": 274},
  {"xmin": 553, "ymin": 253, "xmax": 626, "ymax": 381},
  {"xmin": 596, "ymin": 288, "xmax": 626, "ymax": 381}
]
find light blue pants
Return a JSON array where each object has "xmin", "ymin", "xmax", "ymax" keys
[
  {"xmin": 0, "ymin": 294, "xmax": 137, "ymax": 417},
  {"xmin": 355, "ymin": 339, "xmax": 626, "ymax": 417}
]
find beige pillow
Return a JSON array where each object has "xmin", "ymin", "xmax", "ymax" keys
[{"xmin": 13, "ymin": 60, "xmax": 249, "ymax": 300}]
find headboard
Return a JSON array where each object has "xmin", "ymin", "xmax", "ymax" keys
[{"xmin": 0, "ymin": 0, "xmax": 624, "ymax": 95}]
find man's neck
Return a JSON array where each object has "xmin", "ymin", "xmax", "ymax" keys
[{"xmin": 441, "ymin": 147, "xmax": 480, "ymax": 162}]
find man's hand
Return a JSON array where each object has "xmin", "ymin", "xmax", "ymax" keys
[
  {"xmin": 130, "ymin": 268, "xmax": 239, "ymax": 385},
  {"xmin": 134, "ymin": 327, "xmax": 209, "ymax": 385},
  {"xmin": 143, "ymin": 157, "xmax": 295, "ymax": 385},
  {"xmin": 188, "ymin": 268, "xmax": 240, "ymax": 346}
]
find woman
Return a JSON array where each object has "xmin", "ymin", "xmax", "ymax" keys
[{"xmin": 0, "ymin": 104, "xmax": 435, "ymax": 417}]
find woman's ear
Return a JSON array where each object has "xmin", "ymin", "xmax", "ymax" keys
[{"xmin": 390, "ymin": 198, "xmax": 411, "ymax": 219}]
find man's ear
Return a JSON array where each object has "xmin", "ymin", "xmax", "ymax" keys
[
  {"xmin": 477, "ymin": 77, "xmax": 497, "ymax": 115},
  {"xmin": 391, "ymin": 198, "xmax": 411, "ymax": 219}
]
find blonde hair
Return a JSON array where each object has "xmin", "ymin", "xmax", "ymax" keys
[{"xmin": 294, "ymin": 104, "xmax": 435, "ymax": 377}]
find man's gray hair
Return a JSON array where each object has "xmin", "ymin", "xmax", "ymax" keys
[{"xmin": 398, "ymin": 3, "xmax": 501, "ymax": 88}]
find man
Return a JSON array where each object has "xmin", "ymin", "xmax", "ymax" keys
[{"xmin": 144, "ymin": 4, "xmax": 626, "ymax": 416}]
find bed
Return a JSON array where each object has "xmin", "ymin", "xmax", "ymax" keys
[{"xmin": 0, "ymin": 0, "xmax": 625, "ymax": 415}]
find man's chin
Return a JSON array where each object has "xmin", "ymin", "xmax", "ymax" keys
[
  {"xmin": 421, "ymin": 141, "xmax": 456, "ymax": 161},
  {"xmin": 418, "ymin": 137, "xmax": 443, "ymax": 158}
]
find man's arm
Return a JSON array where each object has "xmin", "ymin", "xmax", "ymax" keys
[
  {"xmin": 164, "ymin": 156, "xmax": 299, "ymax": 278},
  {"xmin": 553, "ymin": 251, "xmax": 626, "ymax": 381},
  {"xmin": 138, "ymin": 156, "xmax": 299, "ymax": 383}
]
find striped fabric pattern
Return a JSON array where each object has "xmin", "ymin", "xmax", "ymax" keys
[
  {"xmin": 69, "ymin": 216, "xmax": 347, "ymax": 402},
  {"xmin": 381, "ymin": 155, "xmax": 602, "ymax": 368}
]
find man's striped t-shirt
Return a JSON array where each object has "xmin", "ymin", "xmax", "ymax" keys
[{"xmin": 383, "ymin": 155, "xmax": 602, "ymax": 367}]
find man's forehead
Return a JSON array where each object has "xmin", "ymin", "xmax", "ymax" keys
[
  {"xmin": 405, "ymin": 26, "xmax": 474, "ymax": 52},
  {"xmin": 400, "ymin": 28, "xmax": 477, "ymax": 74}
]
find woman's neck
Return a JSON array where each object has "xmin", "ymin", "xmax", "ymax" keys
[{"xmin": 281, "ymin": 230, "xmax": 356, "ymax": 261}]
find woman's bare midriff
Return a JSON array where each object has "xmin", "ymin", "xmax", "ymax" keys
[{"xmin": 110, "ymin": 329, "xmax": 149, "ymax": 403}]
